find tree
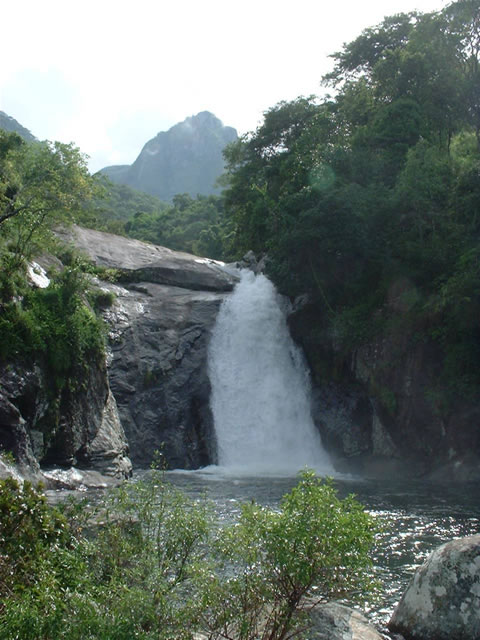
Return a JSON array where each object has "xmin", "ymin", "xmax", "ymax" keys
[
  {"xmin": 443, "ymin": 0, "xmax": 480, "ymax": 145},
  {"xmin": 222, "ymin": 97, "xmax": 329, "ymax": 255},
  {"xmin": 220, "ymin": 2, "xmax": 480, "ymax": 400},
  {"xmin": 123, "ymin": 192, "xmax": 231, "ymax": 259},
  {"xmin": 325, "ymin": 2, "xmax": 480, "ymax": 150},
  {"xmin": 0, "ymin": 133, "xmax": 94, "ymax": 267}
]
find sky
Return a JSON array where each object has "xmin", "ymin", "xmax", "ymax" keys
[{"xmin": 1, "ymin": 0, "xmax": 446, "ymax": 173}]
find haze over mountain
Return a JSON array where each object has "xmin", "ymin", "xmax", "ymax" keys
[
  {"xmin": 100, "ymin": 111, "xmax": 237, "ymax": 202},
  {"xmin": 0, "ymin": 111, "xmax": 36, "ymax": 142}
]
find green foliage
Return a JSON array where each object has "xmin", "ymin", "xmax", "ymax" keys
[
  {"xmin": 200, "ymin": 471, "xmax": 378, "ymax": 640},
  {"xmin": 0, "ymin": 132, "xmax": 95, "ymax": 266},
  {"xmin": 0, "ymin": 472, "xmax": 378, "ymax": 640},
  {"xmin": 87, "ymin": 177, "xmax": 235, "ymax": 261},
  {"xmin": 0, "ymin": 130, "xmax": 102, "ymax": 387},
  {"xmin": 58, "ymin": 247, "xmax": 121, "ymax": 282},
  {"xmin": 0, "ymin": 242, "xmax": 29, "ymax": 299},
  {"xmin": 0, "ymin": 266, "xmax": 105, "ymax": 394},
  {"xmin": 221, "ymin": 0, "xmax": 480, "ymax": 400},
  {"xmin": 0, "ymin": 479, "xmax": 71, "ymax": 605},
  {"xmin": 88, "ymin": 175, "xmax": 169, "ymax": 225},
  {"xmin": 0, "ymin": 450, "xmax": 15, "ymax": 466},
  {"xmin": 88, "ymin": 288, "xmax": 116, "ymax": 310},
  {"xmin": 124, "ymin": 192, "xmax": 234, "ymax": 260}
]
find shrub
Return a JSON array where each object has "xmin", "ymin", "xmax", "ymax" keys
[
  {"xmin": 0, "ymin": 266, "xmax": 105, "ymax": 389},
  {"xmin": 198, "ymin": 471, "xmax": 378, "ymax": 640},
  {"xmin": 0, "ymin": 472, "xmax": 378, "ymax": 640},
  {"xmin": 0, "ymin": 478, "xmax": 71, "ymax": 605},
  {"xmin": 89, "ymin": 289, "xmax": 116, "ymax": 310}
]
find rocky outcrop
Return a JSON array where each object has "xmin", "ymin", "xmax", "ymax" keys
[
  {"xmin": 0, "ymin": 111, "xmax": 36, "ymax": 142},
  {"xmin": 1, "ymin": 225, "xmax": 237, "ymax": 477},
  {"xmin": 288, "ymin": 299, "xmax": 480, "ymax": 481},
  {"xmin": 0, "ymin": 371, "xmax": 40, "ymax": 480},
  {"xmin": 0, "ymin": 357, "xmax": 131, "ymax": 482},
  {"xmin": 100, "ymin": 279, "xmax": 226, "ymax": 468},
  {"xmin": 389, "ymin": 535, "xmax": 480, "ymax": 640},
  {"xmin": 101, "ymin": 111, "xmax": 237, "ymax": 202},
  {"xmin": 58, "ymin": 226, "xmax": 238, "ymax": 469},
  {"xmin": 58, "ymin": 225, "xmax": 237, "ymax": 292}
]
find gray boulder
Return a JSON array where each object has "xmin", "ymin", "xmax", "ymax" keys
[
  {"xmin": 193, "ymin": 603, "xmax": 382, "ymax": 640},
  {"xmin": 0, "ymin": 357, "xmax": 132, "ymax": 480},
  {"xmin": 389, "ymin": 534, "xmax": 480, "ymax": 640},
  {"xmin": 307, "ymin": 602, "xmax": 383, "ymax": 640}
]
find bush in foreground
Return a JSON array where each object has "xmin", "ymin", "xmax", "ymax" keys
[{"xmin": 0, "ymin": 471, "xmax": 378, "ymax": 639}]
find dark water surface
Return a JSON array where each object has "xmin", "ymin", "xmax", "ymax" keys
[{"xmin": 166, "ymin": 469, "xmax": 480, "ymax": 637}]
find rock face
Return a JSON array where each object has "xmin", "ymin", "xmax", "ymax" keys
[
  {"xmin": 0, "ymin": 111, "xmax": 36, "ymax": 142},
  {"xmin": 58, "ymin": 225, "xmax": 237, "ymax": 293},
  {"xmin": 0, "ymin": 357, "xmax": 131, "ymax": 480},
  {"xmin": 1, "ymin": 224, "xmax": 237, "ymax": 476},
  {"xmin": 102, "ymin": 280, "xmax": 226, "ymax": 467},
  {"xmin": 389, "ymin": 535, "xmax": 480, "ymax": 640},
  {"xmin": 288, "ymin": 300, "xmax": 480, "ymax": 481},
  {"xmin": 100, "ymin": 111, "xmax": 237, "ymax": 202},
  {"xmin": 0, "ymin": 367, "xmax": 40, "ymax": 479},
  {"xmin": 61, "ymin": 225, "xmax": 238, "ymax": 468}
]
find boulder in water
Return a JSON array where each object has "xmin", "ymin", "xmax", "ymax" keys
[
  {"xmin": 192, "ymin": 603, "xmax": 382, "ymax": 640},
  {"xmin": 307, "ymin": 602, "xmax": 383, "ymax": 640},
  {"xmin": 389, "ymin": 534, "xmax": 480, "ymax": 640}
]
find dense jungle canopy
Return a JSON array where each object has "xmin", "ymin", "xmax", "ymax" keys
[{"xmin": 219, "ymin": 0, "xmax": 480, "ymax": 398}]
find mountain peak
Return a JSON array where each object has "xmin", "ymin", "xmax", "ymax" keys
[{"xmin": 101, "ymin": 112, "xmax": 237, "ymax": 202}]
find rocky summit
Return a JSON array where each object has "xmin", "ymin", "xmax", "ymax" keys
[
  {"xmin": 0, "ymin": 111, "xmax": 36, "ymax": 142},
  {"xmin": 100, "ymin": 111, "xmax": 237, "ymax": 202}
]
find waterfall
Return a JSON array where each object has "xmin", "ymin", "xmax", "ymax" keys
[{"xmin": 207, "ymin": 270, "xmax": 333, "ymax": 475}]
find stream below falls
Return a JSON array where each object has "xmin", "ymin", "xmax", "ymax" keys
[{"xmin": 166, "ymin": 469, "xmax": 480, "ymax": 639}]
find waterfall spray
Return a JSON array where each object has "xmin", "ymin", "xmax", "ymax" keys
[{"xmin": 208, "ymin": 270, "xmax": 333, "ymax": 475}]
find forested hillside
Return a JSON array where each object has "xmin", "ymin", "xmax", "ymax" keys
[
  {"xmin": 221, "ymin": 1, "xmax": 480, "ymax": 404},
  {"xmin": 91, "ymin": 181, "xmax": 231, "ymax": 260}
]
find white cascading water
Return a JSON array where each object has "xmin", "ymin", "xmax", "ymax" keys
[{"xmin": 208, "ymin": 270, "xmax": 333, "ymax": 475}]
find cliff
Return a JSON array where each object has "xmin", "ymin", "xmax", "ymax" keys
[
  {"xmin": 57, "ymin": 226, "xmax": 238, "ymax": 468},
  {"xmin": 289, "ymin": 299, "xmax": 480, "ymax": 482},
  {"xmin": 0, "ymin": 353, "xmax": 132, "ymax": 485},
  {"xmin": 2, "ymin": 225, "xmax": 477, "ymax": 481}
]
